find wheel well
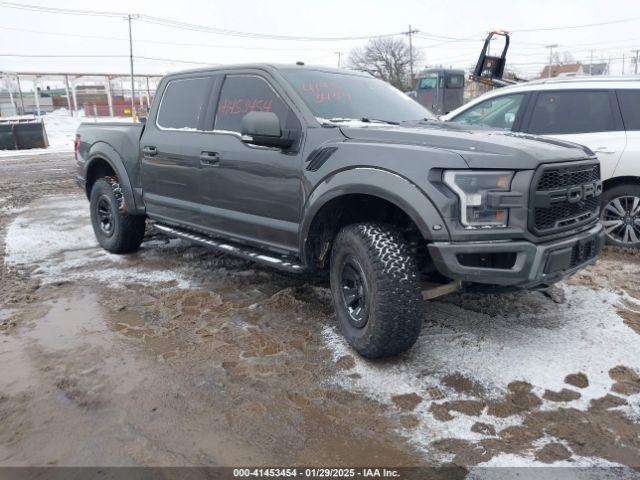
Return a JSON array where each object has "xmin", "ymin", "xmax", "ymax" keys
[
  {"xmin": 603, "ymin": 176, "xmax": 640, "ymax": 191},
  {"xmin": 304, "ymin": 194, "xmax": 429, "ymax": 271},
  {"xmin": 85, "ymin": 158, "xmax": 116, "ymax": 198}
]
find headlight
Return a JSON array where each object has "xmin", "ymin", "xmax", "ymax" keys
[{"xmin": 443, "ymin": 170, "xmax": 514, "ymax": 227}]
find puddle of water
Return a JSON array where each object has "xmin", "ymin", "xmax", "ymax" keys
[
  {"xmin": 0, "ymin": 333, "xmax": 42, "ymax": 395},
  {"xmin": 23, "ymin": 294, "xmax": 108, "ymax": 351}
]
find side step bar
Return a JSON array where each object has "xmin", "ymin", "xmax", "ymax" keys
[{"xmin": 153, "ymin": 223, "xmax": 305, "ymax": 274}]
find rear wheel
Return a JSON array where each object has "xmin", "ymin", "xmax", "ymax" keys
[
  {"xmin": 90, "ymin": 177, "xmax": 145, "ymax": 254},
  {"xmin": 600, "ymin": 184, "xmax": 640, "ymax": 248},
  {"xmin": 329, "ymin": 223, "xmax": 425, "ymax": 358}
]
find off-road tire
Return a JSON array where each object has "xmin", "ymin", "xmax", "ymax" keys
[
  {"xmin": 600, "ymin": 184, "xmax": 640, "ymax": 249},
  {"xmin": 330, "ymin": 223, "xmax": 425, "ymax": 358},
  {"xmin": 89, "ymin": 177, "xmax": 145, "ymax": 254}
]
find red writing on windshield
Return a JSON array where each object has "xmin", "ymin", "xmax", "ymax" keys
[
  {"xmin": 218, "ymin": 98, "xmax": 273, "ymax": 115},
  {"xmin": 301, "ymin": 81, "xmax": 352, "ymax": 104}
]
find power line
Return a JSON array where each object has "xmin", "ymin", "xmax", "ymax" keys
[
  {"xmin": 0, "ymin": 53, "xmax": 218, "ymax": 65},
  {"xmin": 0, "ymin": 24, "xmax": 335, "ymax": 52},
  {"xmin": 0, "ymin": 1, "xmax": 405, "ymax": 42},
  {"xmin": 0, "ymin": 54, "xmax": 130, "ymax": 58},
  {"xmin": 136, "ymin": 15, "xmax": 402, "ymax": 41},
  {"xmin": 0, "ymin": 1, "xmax": 125, "ymax": 17},
  {"xmin": 512, "ymin": 16, "xmax": 640, "ymax": 32}
]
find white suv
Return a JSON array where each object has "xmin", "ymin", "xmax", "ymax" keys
[{"xmin": 442, "ymin": 77, "xmax": 640, "ymax": 248}]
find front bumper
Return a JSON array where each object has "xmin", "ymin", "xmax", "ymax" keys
[{"xmin": 428, "ymin": 222, "xmax": 604, "ymax": 289}]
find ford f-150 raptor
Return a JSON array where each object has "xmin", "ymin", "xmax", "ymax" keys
[{"xmin": 75, "ymin": 64, "xmax": 605, "ymax": 358}]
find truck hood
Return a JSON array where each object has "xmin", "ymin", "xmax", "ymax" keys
[{"xmin": 339, "ymin": 122, "xmax": 594, "ymax": 169}]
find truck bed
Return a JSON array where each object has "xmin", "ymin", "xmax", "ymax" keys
[{"xmin": 77, "ymin": 122, "xmax": 145, "ymax": 205}]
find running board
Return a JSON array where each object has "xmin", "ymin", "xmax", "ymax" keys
[{"xmin": 153, "ymin": 223, "xmax": 305, "ymax": 274}]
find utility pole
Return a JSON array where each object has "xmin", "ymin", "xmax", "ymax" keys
[
  {"xmin": 64, "ymin": 74, "xmax": 72, "ymax": 116},
  {"xmin": 622, "ymin": 52, "xmax": 625, "ymax": 75},
  {"xmin": 545, "ymin": 44, "xmax": 558, "ymax": 78},
  {"xmin": 127, "ymin": 14, "xmax": 137, "ymax": 122},
  {"xmin": 16, "ymin": 75, "xmax": 25, "ymax": 115},
  {"xmin": 404, "ymin": 25, "xmax": 419, "ymax": 87},
  {"xmin": 589, "ymin": 50, "xmax": 593, "ymax": 75},
  {"xmin": 334, "ymin": 51, "xmax": 342, "ymax": 68},
  {"xmin": 632, "ymin": 49, "xmax": 640, "ymax": 75},
  {"xmin": 6, "ymin": 78, "xmax": 15, "ymax": 115}
]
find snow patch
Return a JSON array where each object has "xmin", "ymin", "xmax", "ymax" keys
[
  {"xmin": 322, "ymin": 286, "xmax": 640, "ymax": 466},
  {"xmin": 4, "ymin": 195, "xmax": 192, "ymax": 289}
]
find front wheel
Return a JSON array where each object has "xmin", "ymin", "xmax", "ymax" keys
[
  {"xmin": 329, "ymin": 223, "xmax": 425, "ymax": 359},
  {"xmin": 90, "ymin": 177, "xmax": 146, "ymax": 254},
  {"xmin": 600, "ymin": 184, "xmax": 640, "ymax": 248}
]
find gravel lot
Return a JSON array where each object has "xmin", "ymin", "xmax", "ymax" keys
[{"xmin": 1, "ymin": 152, "xmax": 639, "ymax": 473}]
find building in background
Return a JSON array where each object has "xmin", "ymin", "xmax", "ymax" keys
[{"xmin": 539, "ymin": 62, "xmax": 609, "ymax": 78}]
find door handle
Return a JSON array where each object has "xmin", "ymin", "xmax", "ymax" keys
[
  {"xmin": 200, "ymin": 151, "xmax": 220, "ymax": 166},
  {"xmin": 142, "ymin": 146, "xmax": 157, "ymax": 157},
  {"xmin": 593, "ymin": 147, "xmax": 616, "ymax": 154}
]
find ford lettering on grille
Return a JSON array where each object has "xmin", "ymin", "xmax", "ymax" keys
[{"xmin": 530, "ymin": 162, "xmax": 602, "ymax": 236}]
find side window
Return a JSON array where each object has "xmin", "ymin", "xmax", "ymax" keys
[
  {"xmin": 528, "ymin": 90, "xmax": 615, "ymax": 135},
  {"xmin": 418, "ymin": 77, "xmax": 437, "ymax": 90},
  {"xmin": 452, "ymin": 94, "xmax": 524, "ymax": 130},
  {"xmin": 617, "ymin": 90, "xmax": 640, "ymax": 131},
  {"xmin": 447, "ymin": 75, "xmax": 464, "ymax": 88},
  {"xmin": 157, "ymin": 77, "xmax": 210, "ymax": 129},
  {"xmin": 214, "ymin": 75, "xmax": 292, "ymax": 133}
]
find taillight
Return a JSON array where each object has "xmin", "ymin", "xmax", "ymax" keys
[{"xmin": 74, "ymin": 134, "xmax": 80, "ymax": 161}]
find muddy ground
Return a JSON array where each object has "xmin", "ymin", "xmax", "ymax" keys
[{"xmin": 0, "ymin": 152, "xmax": 639, "ymax": 474}]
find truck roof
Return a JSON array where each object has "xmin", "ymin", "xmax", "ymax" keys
[{"xmin": 163, "ymin": 63, "xmax": 371, "ymax": 79}]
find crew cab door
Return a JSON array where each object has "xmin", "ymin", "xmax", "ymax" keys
[
  {"xmin": 140, "ymin": 75, "xmax": 215, "ymax": 226},
  {"xmin": 197, "ymin": 72, "xmax": 304, "ymax": 254},
  {"xmin": 521, "ymin": 89, "xmax": 626, "ymax": 181}
]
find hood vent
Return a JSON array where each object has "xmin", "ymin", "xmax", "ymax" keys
[{"xmin": 306, "ymin": 146, "xmax": 338, "ymax": 172}]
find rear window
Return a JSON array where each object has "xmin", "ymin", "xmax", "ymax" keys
[
  {"xmin": 527, "ymin": 90, "xmax": 616, "ymax": 135},
  {"xmin": 617, "ymin": 90, "xmax": 640, "ymax": 131},
  {"xmin": 447, "ymin": 75, "xmax": 464, "ymax": 88},
  {"xmin": 157, "ymin": 77, "xmax": 210, "ymax": 130}
]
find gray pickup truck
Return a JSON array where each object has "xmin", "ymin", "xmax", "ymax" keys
[{"xmin": 75, "ymin": 63, "xmax": 604, "ymax": 358}]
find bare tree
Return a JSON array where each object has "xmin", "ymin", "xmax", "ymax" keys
[
  {"xmin": 551, "ymin": 51, "xmax": 575, "ymax": 65},
  {"xmin": 348, "ymin": 37, "xmax": 419, "ymax": 90}
]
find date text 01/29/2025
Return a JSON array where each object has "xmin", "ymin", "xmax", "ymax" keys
[{"xmin": 232, "ymin": 468, "xmax": 401, "ymax": 478}]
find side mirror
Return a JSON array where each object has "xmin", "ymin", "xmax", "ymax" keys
[{"xmin": 241, "ymin": 111, "xmax": 298, "ymax": 149}]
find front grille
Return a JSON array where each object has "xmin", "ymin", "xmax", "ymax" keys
[
  {"xmin": 530, "ymin": 161, "xmax": 601, "ymax": 236},
  {"xmin": 535, "ymin": 197, "xmax": 600, "ymax": 231},
  {"xmin": 537, "ymin": 164, "xmax": 600, "ymax": 191}
]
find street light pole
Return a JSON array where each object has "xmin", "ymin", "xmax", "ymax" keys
[
  {"xmin": 632, "ymin": 49, "xmax": 640, "ymax": 75},
  {"xmin": 128, "ymin": 14, "xmax": 137, "ymax": 122},
  {"xmin": 406, "ymin": 25, "xmax": 419, "ymax": 87},
  {"xmin": 545, "ymin": 44, "xmax": 558, "ymax": 78},
  {"xmin": 335, "ymin": 51, "xmax": 342, "ymax": 68}
]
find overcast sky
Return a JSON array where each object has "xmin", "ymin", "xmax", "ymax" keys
[{"xmin": 1, "ymin": 0, "xmax": 640, "ymax": 83}]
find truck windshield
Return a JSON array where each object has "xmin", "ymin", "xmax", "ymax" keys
[{"xmin": 280, "ymin": 69, "xmax": 437, "ymax": 124}]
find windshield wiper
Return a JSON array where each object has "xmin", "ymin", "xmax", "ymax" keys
[
  {"xmin": 401, "ymin": 118, "xmax": 433, "ymax": 125},
  {"xmin": 319, "ymin": 117, "xmax": 400, "ymax": 126},
  {"xmin": 360, "ymin": 117, "xmax": 399, "ymax": 125}
]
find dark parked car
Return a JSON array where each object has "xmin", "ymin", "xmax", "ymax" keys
[{"xmin": 75, "ymin": 64, "xmax": 604, "ymax": 358}]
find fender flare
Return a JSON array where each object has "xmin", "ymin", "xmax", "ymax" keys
[
  {"xmin": 85, "ymin": 142, "xmax": 139, "ymax": 213},
  {"xmin": 299, "ymin": 167, "xmax": 450, "ymax": 261}
]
